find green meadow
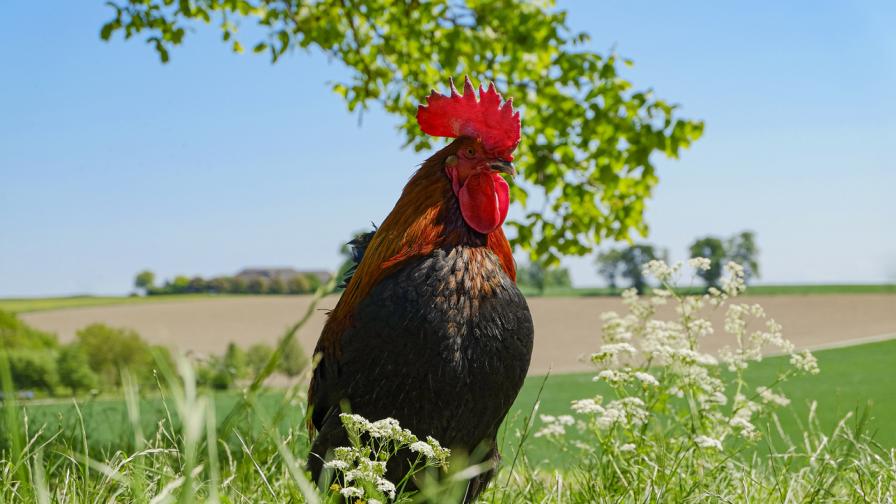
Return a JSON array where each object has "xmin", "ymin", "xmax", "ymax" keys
[{"xmin": 17, "ymin": 338, "xmax": 896, "ymax": 467}]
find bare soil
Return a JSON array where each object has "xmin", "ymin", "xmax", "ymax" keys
[{"xmin": 22, "ymin": 294, "xmax": 896, "ymax": 375}]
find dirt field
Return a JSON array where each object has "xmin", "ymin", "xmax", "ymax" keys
[{"xmin": 22, "ymin": 294, "xmax": 896, "ymax": 374}]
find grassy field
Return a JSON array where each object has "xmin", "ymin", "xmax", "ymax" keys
[
  {"xmin": 3, "ymin": 283, "xmax": 894, "ymax": 314},
  {"xmin": 0, "ymin": 294, "xmax": 236, "ymax": 314},
  {"xmin": 510, "ymin": 337, "xmax": 896, "ymax": 465},
  {"xmin": 16, "ymin": 337, "xmax": 895, "ymax": 468}
]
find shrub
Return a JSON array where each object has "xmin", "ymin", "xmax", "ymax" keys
[
  {"xmin": 209, "ymin": 364, "xmax": 233, "ymax": 390},
  {"xmin": 6, "ymin": 349, "xmax": 58, "ymax": 393},
  {"xmin": 246, "ymin": 343, "xmax": 274, "ymax": 377},
  {"xmin": 278, "ymin": 337, "xmax": 308, "ymax": 377},
  {"xmin": 0, "ymin": 309, "xmax": 58, "ymax": 350},
  {"xmin": 57, "ymin": 343, "xmax": 98, "ymax": 395},
  {"xmin": 75, "ymin": 323, "xmax": 153, "ymax": 387},
  {"xmin": 223, "ymin": 342, "xmax": 248, "ymax": 380}
]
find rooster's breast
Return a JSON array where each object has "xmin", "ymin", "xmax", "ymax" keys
[{"xmin": 336, "ymin": 244, "xmax": 534, "ymax": 448}]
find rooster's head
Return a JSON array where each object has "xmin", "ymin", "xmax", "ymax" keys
[{"xmin": 417, "ymin": 77, "xmax": 521, "ymax": 235}]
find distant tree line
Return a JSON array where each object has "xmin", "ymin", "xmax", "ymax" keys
[
  {"xmin": 596, "ymin": 231, "xmax": 759, "ymax": 293},
  {"xmin": 0, "ymin": 309, "xmax": 308, "ymax": 397},
  {"xmin": 134, "ymin": 270, "xmax": 323, "ymax": 296}
]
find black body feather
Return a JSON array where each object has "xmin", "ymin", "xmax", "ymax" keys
[{"xmin": 309, "ymin": 241, "xmax": 534, "ymax": 501}]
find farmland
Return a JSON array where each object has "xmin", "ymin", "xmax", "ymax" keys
[
  {"xmin": 3, "ymin": 283, "xmax": 895, "ymax": 314},
  {"xmin": 16, "ymin": 293, "xmax": 896, "ymax": 375}
]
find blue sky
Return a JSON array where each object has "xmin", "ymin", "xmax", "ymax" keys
[{"xmin": 2, "ymin": 1, "xmax": 894, "ymax": 297}]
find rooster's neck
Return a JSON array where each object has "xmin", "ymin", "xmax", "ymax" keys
[{"xmin": 319, "ymin": 144, "xmax": 516, "ymax": 356}]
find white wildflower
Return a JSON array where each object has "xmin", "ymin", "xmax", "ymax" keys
[
  {"xmin": 343, "ymin": 469, "xmax": 362, "ymax": 482},
  {"xmin": 694, "ymin": 435, "xmax": 723, "ymax": 450},
  {"xmin": 534, "ymin": 423, "xmax": 566, "ymax": 438},
  {"xmin": 757, "ymin": 386, "xmax": 790, "ymax": 406},
  {"xmin": 340, "ymin": 413, "xmax": 372, "ymax": 432},
  {"xmin": 571, "ymin": 398, "xmax": 604, "ymax": 414},
  {"xmin": 621, "ymin": 288, "xmax": 639, "ymax": 306},
  {"xmin": 790, "ymin": 350, "xmax": 820, "ymax": 374},
  {"xmin": 729, "ymin": 416, "xmax": 758, "ymax": 439},
  {"xmin": 686, "ymin": 318, "xmax": 713, "ymax": 338},
  {"xmin": 592, "ymin": 342, "xmax": 638, "ymax": 364},
  {"xmin": 376, "ymin": 477, "xmax": 397, "ymax": 499},
  {"xmin": 595, "ymin": 406, "xmax": 625, "ymax": 430},
  {"xmin": 595, "ymin": 369, "xmax": 631, "ymax": 385},
  {"xmin": 595, "ymin": 398, "xmax": 648, "ymax": 430},
  {"xmin": 369, "ymin": 417, "xmax": 413, "ymax": 441},
  {"xmin": 536, "ymin": 414, "xmax": 575, "ymax": 437},
  {"xmin": 409, "ymin": 441, "xmax": 435, "ymax": 459},
  {"xmin": 323, "ymin": 460, "xmax": 349, "ymax": 471},
  {"xmin": 688, "ymin": 257, "xmax": 712, "ymax": 271},
  {"xmin": 633, "ymin": 371, "xmax": 659, "ymax": 386},
  {"xmin": 602, "ymin": 342, "xmax": 637, "ymax": 356},
  {"xmin": 340, "ymin": 486, "xmax": 364, "ymax": 498},
  {"xmin": 619, "ymin": 443, "xmax": 636, "ymax": 452},
  {"xmin": 722, "ymin": 261, "xmax": 746, "ymax": 297},
  {"xmin": 643, "ymin": 259, "xmax": 674, "ymax": 281},
  {"xmin": 705, "ymin": 391, "xmax": 728, "ymax": 406},
  {"xmin": 424, "ymin": 436, "xmax": 450, "ymax": 462}
]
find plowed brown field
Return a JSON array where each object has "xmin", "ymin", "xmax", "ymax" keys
[{"xmin": 22, "ymin": 294, "xmax": 896, "ymax": 374}]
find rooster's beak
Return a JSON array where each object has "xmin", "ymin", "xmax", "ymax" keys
[{"xmin": 488, "ymin": 160, "xmax": 516, "ymax": 178}]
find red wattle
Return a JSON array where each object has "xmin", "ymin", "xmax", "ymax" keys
[{"xmin": 458, "ymin": 173, "xmax": 510, "ymax": 234}]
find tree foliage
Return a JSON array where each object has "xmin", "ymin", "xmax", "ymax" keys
[
  {"xmin": 6, "ymin": 350, "xmax": 58, "ymax": 393},
  {"xmin": 76, "ymin": 323, "xmax": 154, "ymax": 386},
  {"xmin": 0, "ymin": 310, "xmax": 58, "ymax": 350},
  {"xmin": 134, "ymin": 269, "xmax": 155, "ymax": 292},
  {"xmin": 597, "ymin": 244, "xmax": 666, "ymax": 293},
  {"xmin": 100, "ymin": 0, "xmax": 703, "ymax": 265},
  {"xmin": 726, "ymin": 231, "xmax": 760, "ymax": 282},
  {"xmin": 689, "ymin": 231, "xmax": 760, "ymax": 287},
  {"xmin": 595, "ymin": 249, "xmax": 624, "ymax": 289},
  {"xmin": 688, "ymin": 236, "xmax": 727, "ymax": 287},
  {"xmin": 517, "ymin": 262, "xmax": 572, "ymax": 293},
  {"xmin": 57, "ymin": 344, "xmax": 99, "ymax": 395}
]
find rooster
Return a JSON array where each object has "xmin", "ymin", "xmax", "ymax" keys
[{"xmin": 307, "ymin": 77, "xmax": 534, "ymax": 501}]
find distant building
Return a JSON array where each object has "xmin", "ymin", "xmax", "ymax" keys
[{"xmin": 235, "ymin": 267, "xmax": 332, "ymax": 284}]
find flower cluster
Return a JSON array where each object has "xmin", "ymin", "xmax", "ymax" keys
[
  {"xmin": 324, "ymin": 414, "xmax": 450, "ymax": 501},
  {"xmin": 538, "ymin": 259, "xmax": 821, "ymax": 457}
]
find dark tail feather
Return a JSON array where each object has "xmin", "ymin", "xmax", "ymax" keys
[{"xmin": 338, "ymin": 229, "xmax": 376, "ymax": 289}]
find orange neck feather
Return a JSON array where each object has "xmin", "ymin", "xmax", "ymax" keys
[{"xmin": 320, "ymin": 141, "xmax": 516, "ymax": 354}]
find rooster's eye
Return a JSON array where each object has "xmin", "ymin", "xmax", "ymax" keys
[{"xmin": 462, "ymin": 147, "xmax": 476, "ymax": 159}]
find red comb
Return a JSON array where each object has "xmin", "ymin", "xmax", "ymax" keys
[{"xmin": 416, "ymin": 76, "xmax": 521, "ymax": 160}]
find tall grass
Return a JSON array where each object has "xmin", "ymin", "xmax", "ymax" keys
[{"xmin": 2, "ymin": 263, "xmax": 895, "ymax": 503}]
